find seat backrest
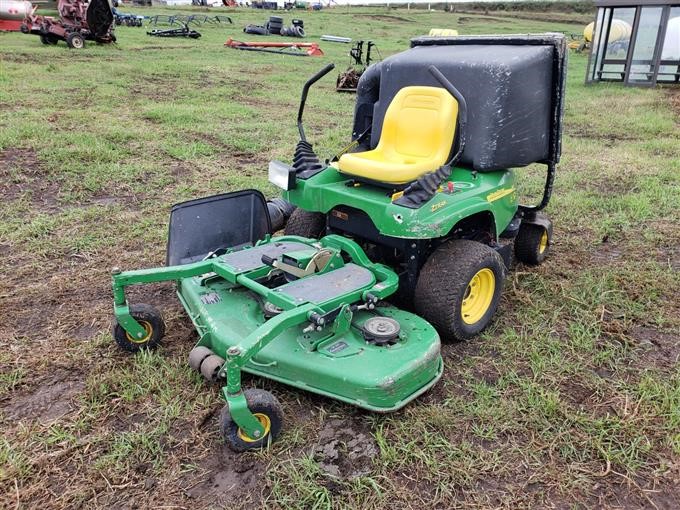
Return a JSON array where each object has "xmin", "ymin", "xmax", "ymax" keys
[{"xmin": 376, "ymin": 86, "xmax": 458, "ymax": 165}]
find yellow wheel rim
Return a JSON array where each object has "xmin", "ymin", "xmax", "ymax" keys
[
  {"xmin": 461, "ymin": 268, "xmax": 496, "ymax": 325},
  {"xmin": 538, "ymin": 230, "xmax": 549, "ymax": 254},
  {"xmin": 125, "ymin": 320, "xmax": 153, "ymax": 344},
  {"xmin": 237, "ymin": 413, "xmax": 271, "ymax": 443}
]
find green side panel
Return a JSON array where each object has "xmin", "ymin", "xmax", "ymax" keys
[
  {"xmin": 178, "ymin": 276, "xmax": 442, "ymax": 412},
  {"xmin": 283, "ymin": 166, "xmax": 517, "ymax": 239}
]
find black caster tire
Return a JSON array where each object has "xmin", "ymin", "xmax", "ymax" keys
[
  {"xmin": 515, "ymin": 219, "xmax": 552, "ymax": 266},
  {"xmin": 415, "ymin": 240, "xmax": 505, "ymax": 342},
  {"xmin": 112, "ymin": 303, "xmax": 165, "ymax": 352},
  {"xmin": 66, "ymin": 32, "xmax": 85, "ymax": 49},
  {"xmin": 220, "ymin": 389, "xmax": 283, "ymax": 452},
  {"xmin": 283, "ymin": 208, "xmax": 325, "ymax": 238}
]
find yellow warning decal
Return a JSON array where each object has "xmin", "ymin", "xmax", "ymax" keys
[
  {"xmin": 430, "ymin": 200, "xmax": 446, "ymax": 212},
  {"xmin": 486, "ymin": 188, "xmax": 515, "ymax": 202}
]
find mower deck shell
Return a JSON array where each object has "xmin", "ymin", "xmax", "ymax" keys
[{"xmin": 177, "ymin": 275, "xmax": 443, "ymax": 412}]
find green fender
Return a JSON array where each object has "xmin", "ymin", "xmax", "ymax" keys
[{"xmin": 283, "ymin": 166, "xmax": 517, "ymax": 240}]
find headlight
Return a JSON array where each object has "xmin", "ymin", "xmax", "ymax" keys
[{"xmin": 268, "ymin": 160, "xmax": 296, "ymax": 191}]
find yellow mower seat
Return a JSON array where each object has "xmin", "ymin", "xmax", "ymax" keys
[{"xmin": 338, "ymin": 86, "xmax": 458, "ymax": 185}]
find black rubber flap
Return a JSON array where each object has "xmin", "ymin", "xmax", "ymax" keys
[
  {"xmin": 353, "ymin": 34, "xmax": 567, "ymax": 172},
  {"xmin": 166, "ymin": 190, "xmax": 272, "ymax": 266},
  {"xmin": 86, "ymin": 0, "xmax": 114, "ymax": 39}
]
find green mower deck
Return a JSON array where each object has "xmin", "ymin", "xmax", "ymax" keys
[{"xmin": 112, "ymin": 235, "xmax": 442, "ymax": 450}]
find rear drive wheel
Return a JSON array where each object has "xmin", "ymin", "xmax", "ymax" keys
[
  {"xmin": 415, "ymin": 240, "xmax": 505, "ymax": 342},
  {"xmin": 283, "ymin": 208, "xmax": 325, "ymax": 238},
  {"xmin": 220, "ymin": 389, "xmax": 283, "ymax": 452},
  {"xmin": 112, "ymin": 303, "xmax": 165, "ymax": 352},
  {"xmin": 66, "ymin": 32, "xmax": 85, "ymax": 49},
  {"xmin": 515, "ymin": 220, "xmax": 552, "ymax": 265}
]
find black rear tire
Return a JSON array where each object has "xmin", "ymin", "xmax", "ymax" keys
[
  {"xmin": 414, "ymin": 240, "xmax": 505, "ymax": 342},
  {"xmin": 515, "ymin": 220, "xmax": 552, "ymax": 265},
  {"xmin": 283, "ymin": 208, "xmax": 325, "ymax": 238}
]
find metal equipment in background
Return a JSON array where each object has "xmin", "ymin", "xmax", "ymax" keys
[
  {"xmin": 336, "ymin": 40, "xmax": 380, "ymax": 92},
  {"xmin": 20, "ymin": 0, "xmax": 115, "ymax": 48},
  {"xmin": 225, "ymin": 37, "xmax": 323, "ymax": 56},
  {"xmin": 585, "ymin": 0, "xmax": 680, "ymax": 86},
  {"xmin": 147, "ymin": 14, "xmax": 232, "ymax": 26},
  {"xmin": 147, "ymin": 23, "xmax": 201, "ymax": 38},
  {"xmin": 113, "ymin": 8, "xmax": 143, "ymax": 27},
  {"xmin": 0, "ymin": 0, "xmax": 34, "ymax": 31},
  {"xmin": 321, "ymin": 34, "xmax": 352, "ymax": 43}
]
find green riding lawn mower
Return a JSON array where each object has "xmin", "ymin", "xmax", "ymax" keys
[{"xmin": 111, "ymin": 34, "xmax": 567, "ymax": 452}]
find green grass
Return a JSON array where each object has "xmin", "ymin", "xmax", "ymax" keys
[{"xmin": 1, "ymin": 5, "xmax": 679, "ymax": 509}]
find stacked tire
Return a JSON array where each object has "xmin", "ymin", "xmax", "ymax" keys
[
  {"xmin": 280, "ymin": 25, "xmax": 304, "ymax": 37},
  {"xmin": 267, "ymin": 15, "xmax": 283, "ymax": 35}
]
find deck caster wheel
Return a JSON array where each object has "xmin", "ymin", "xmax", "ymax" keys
[
  {"xmin": 200, "ymin": 354, "xmax": 225, "ymax": 382},
  {"xmin": 220, "ymin": 389, "xmax": 283, "ymax": 452},
  {"xmin": 515, "ymin": 220, "xmax": 552, "ymax": 265},
  {"xmin": 415, "ymin": 239, "xmax": 505, "ymax": 342},
  {"xmin": 112, "ymin": 303, "xmax": 165, "ymax": 353},
  {"xmin": 66, "ymin": 32, "xmax": 85, "ymax": 49},
  {"xmin": 188, "ymin": 346, "xmax": 213, "ymax": 371}
]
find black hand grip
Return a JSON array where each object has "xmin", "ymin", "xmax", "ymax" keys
[
  {"xmin": 297, "ymin": 63, "xmax": 336, "ymax": 142},
  {"xmin": 304, "ymin": 63, "xmax": 336, "ymax": 90},
  {"xmin": 261, "ymin": 254, "xmax": 276, "ymax": 267},
  {"xmin": 427, "ymin": 65, "xmax": 467, "ymax": 163}
]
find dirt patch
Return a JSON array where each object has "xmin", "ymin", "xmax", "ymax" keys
[
  {"xmin": 0, "ymin": 148, "xmax": 60, "ymax": 211},
  {"xmin": 170, "ymin": 162, "xmax": 192, "ymax": 178},
  {"xmin": 354, "ymin": 14, "xmax": 415, "ymax": 23},
  {"xmin": 564, "ymin": 125, "xmax": 642, "ymax": 144},
  {"xmin": 311, "ymin": 418, "xmax": 378, "ymax": 479},
  {"xmin": 667, "ymin": 89, "xmax": 680, "ymax": 118},
  {"xmin": 129, "ymin": 77, "xmax": 181, "ymax": 102},
  {"xmin": 128, "ymin": 45, "xmax": 193, "ymax": 52},
  {"xmin": 1, "ymin": 372, "xmax": 85, "ymax": 423},
  {"xmin": 89, "ymin": 195, "xmax": 133, "ymax": 207},
  {"xmin": 0, "ymin": 147, "xmax": 41, "ymax": 171},
  {"xmin": 229, "ymin": 151, "xmax": 263, "ymax": 167},
  {"xmin": 181, "ymin": 445, "xmax": 264, "ymax": 505},
  {"xmin": 1, "ymin": 51, "xmax": 118, "ymax": 65},
  {"xmin": 453, "ymin": 9, "xmax": 591, "ymax": 25},
  {"xmin": 629, "ymin": 325, "xmax": 680, "ymax": 371}
]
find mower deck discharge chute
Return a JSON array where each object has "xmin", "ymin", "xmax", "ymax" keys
[{"xmin": 111, "ymin": 34, "xmax": 567, "ymax": 452}]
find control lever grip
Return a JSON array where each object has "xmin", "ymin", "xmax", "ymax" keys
[{"xmin": 261, "ymin": 254, "xmax": 276, "ymax": 267}]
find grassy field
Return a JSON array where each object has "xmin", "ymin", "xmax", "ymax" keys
[{"xmin": 1, "ymin": 6, "xmax": 679, "ymax": 509}]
